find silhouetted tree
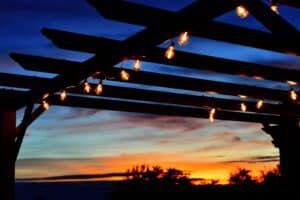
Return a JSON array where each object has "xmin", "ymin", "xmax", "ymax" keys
[
  {"xmin": 229, "ymin": 168, "xmax": 257, "ymax": 185},
  {"xmin": 260, "ymin": 167, "xmax": 281, "ymax": 186},
  {"xmin": 119, "ymin": 165, "xmax": 192, "ymax": 192}
]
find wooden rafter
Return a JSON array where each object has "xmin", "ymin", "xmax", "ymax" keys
[
  {"xmin": 89, "ymin": 0, "xmax": 300, "ymax": 55},
  {"xmin": 32, "ymin": 29, "xmax": 300, "ymax": 83},
  {"xmin": 10, "ymin": 53, "xmax": 292, "ymax": 102}
]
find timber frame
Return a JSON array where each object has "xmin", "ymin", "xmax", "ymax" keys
[{"xmin": 1, "ymin": 0, "xmax": 300, "ymax": 198}]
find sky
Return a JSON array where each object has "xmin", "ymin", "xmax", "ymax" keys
[{"xmin": 1, "ymin": 0, "xmax": 300, "ymax": 183}]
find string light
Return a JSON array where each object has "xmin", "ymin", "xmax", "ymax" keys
[
  {"xmin": 42, "ymin": 100, "xmax": 50, "ymax": 110},
  {"xmin": 95, "ymin": 80, "xmax": 103, "ymax": 95},
  {"xmin": 290, "ymin": 88, "xmax": 298, "ymax": 101},
  {"xmin": 178, "ymin": 32, "xmax": 189, "ymax": 46},
  {"xmin": 209, "ymin": 108, "xmax": 216, "ymax": 123},
  {"xmin": 83, "ymin": 80, "xmax": 91, "ymax": 93},
  {"xmin": 60, "ymin": 90, "xmax": 67, "ymax": 101},
  {"xmin": 286, "ymin": 80, "xmax": 297, "ymax": 86},
  {"xmin": 253, "ymin": 76, "xmax": 264, "ymax": 80},
  {"xmin": 241, "ymin": 103, "xmax": 247, "ymax": 112},
  {"xmin": 238, "ymin": 95, "xmax": 248, "ymax": 99},
  {"xmin": 43, "ymin": 93, "xmax": 50, "ymax": 100},
  {"xmin": 165, "ymin": 41, "xmax": 175, "ymax": 60},
  {"xmin": 236, "ymin": 5, "xmax": 249, "ymax": 19},
  {"xmin": 256, "ymin": 99, "xmax": 264, "ymax": 110},
  {"xmin": 270, "ymin": 1, "xmax": 280, "ymax": 14},
  {"xmin": 133, "ymin": 59, "xmax": 141, "ymax": 71},
  {"xmin": 120, "ymin": 70, "xmax": 130, "ymax": 81}
]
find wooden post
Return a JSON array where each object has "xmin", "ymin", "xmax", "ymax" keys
[
  {"xmin": 263, "ymin": 118, "xmax": 300, "ymax": 192},
  {"xmin": 0, "ymin": 110, "xmax": 16, "ymax": 200}
]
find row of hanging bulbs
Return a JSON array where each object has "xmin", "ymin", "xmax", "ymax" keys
[
  {"xmin": 41, "ymin": 24, "xmax": 298, "ymax": 120},
  {"xmin": 236, "ymin": 0, "xmax": 280, "ymax": 19},
  {"xmin": 118, "ymin": 31, "xmax": 190, "ymax": 83}
]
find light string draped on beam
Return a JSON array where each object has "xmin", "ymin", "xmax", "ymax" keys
[{"xmin": 35, "ymin": 1, "xmax": 299, "ymax": 124}]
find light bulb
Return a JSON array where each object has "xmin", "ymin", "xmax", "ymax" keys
[
  {"xmin": 84, "ymin": 81, "xmax": 91, "ymax": 93},
  {"xmin": 209, "ymin": 108, "xmax": 216, "ymax": 123},
  {"xmin": 286, "ymin": 80, "xmax": 297, "ymax": 86},
  {"xmin": 165, "ymin": 43, "xmax": 175, "ymax": 60},
  {"xmin": 43, "ymin": 93, "xmax": 50, "ymax": 100},
  {"xmin": 290, "ymin": 89, "xmax": 298, "ymax": 101},
  {"xmin": 133, "ymin": 59, "xmax": 141, "ymax": 71},
  {"xmin": 241, "ymin": 103, "xmax": 247, "ymax": 112},
  {"xmin": 256, "ymin": 100, "xmax": 264, "ymax": 110},
  {"xmin": 238, "ymin": 95, "xmax": 248, "ymax": 99},
  {"xmin": 236, "ymin": 5, "xmax": 249, "ymax": 19},
  {"xmin": 60, "ymin": 90, "xmax": 67, "ymax": 101},
  {"xmin": 178, "ymin": 32, "xmax": 189, "ymax": 46},
  {"xmin": 120, "ymin": 70, "xmax": 130, "ymax": 81},
  {"xmin": 270, "ymin": 4, "xmax": 279, "ymax": 14},
  {"xmin": 42, "ymin": 100, "xmax": 50, "ymax": 110},
  {"xmin": 95, "ymin": 83, "xmax": 103, "ymax": 95}
]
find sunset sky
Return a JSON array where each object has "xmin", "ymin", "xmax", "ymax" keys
[{"xmin": 1, "ymin": 0, "xmax": 300, "ymax": 184}]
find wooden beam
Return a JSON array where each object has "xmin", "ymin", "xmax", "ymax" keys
[
  {"xmin": 190, "ymin": 21, "xmax": 300, "ymax": 56},
  {"xmin": 36, "ymin": 30, "xmax": 300, "ymax": 83},
  {"xmin": 0, "ymin": 83, "xmax": 293, "ymax": 117},
  {"xmin": 0, "ymin": 76, "xmax": 286, "ymax": 115},
  {"xmin": 68, "ymin": 84, "xmax": 287, "ymax": 115},
  {"xmin": 89, "ymin": 0, "xmax": 300, "ymax": 55},
  {"xmin": 0, "ymin": 89, "xmax": 280, "ymax": 123},
  {"xmin": 107, "ymin": 68, "xmax": 290, "ymax": 102},
  {"xmin": 278, "ymin": 0, "xmax": 300, "ymax": 8},
  {"xmin": 8, "ymin": 54, "xmax": 292, "ymax": 102},
  {"xmin": 49, "ymin": 94, "xmax": 280, "ymax": 124},
  {"xmin": 0, "ymin": 72, "xmax": 50, "ymax": 89},
  {"xmin": 241, "ymin": 0, "xmax": 298, "ymax": 37}
]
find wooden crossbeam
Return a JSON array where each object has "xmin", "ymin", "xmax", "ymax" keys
[
  {"xmin": 0, "ymin": 89, "xmax": 281, "ymax": 123},
  {"xmin": 0, "ymin": 89, "xmax": 25, "ymax": 109},
  {"xmin": 1, "ymin": 74, "xmax": 296, "ymax": 116},
  {"xmin": 190, "ymin": 21, "xmax": 300, "ymax": 55},
  {"xmin": 51, "ymin": 94, "xmax": 280, "ymax": 124},
  {"xmin": 108, "ymin": 68, "xmax": 289, "ymax": 102},
  {"xmin": 117, "ymin": 0, "xmax": 237, "ymax": 46},
  {"xmin": 9, "ymin": 54, "xmax": 291, "ymax": 101},
  {"xmin": 38, "ymin": 29, "xmax": 300, "ymax": 83},
  {"xmin": 0, "ymin": 73, "xmax": 49, "ymax": 89},
  {"xmin": 68, "ymin": 84, "xmax": 286, "ymax": 115},
  {"xmin": 89, "ymin": 0, "xmax": 300, "ymax": 55},
  {"xmin": 241, "ymin": 0, "xmax": 298, "ymax": 37},
  {"xmin": 278, "ymin": 0, "xmax": 300, "ymax": 8}
]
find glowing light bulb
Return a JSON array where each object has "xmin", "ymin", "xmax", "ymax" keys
[
  {"xmin": 238, "ymin": 95, "xmax": 248, "ymax": 99},
  {"xmin": 133, "ymin": 59, "xmax": 141, "ymax": 71},
  {"xmin": 165, "ymin": 43, "xmax": 175, "ymax": 60},
  {"xmin": 95, "ymin": 83, "xmax": 103, "ymax": 95},
  {"xmin": 236, "ymin": 5, "xmax": 249, "ymax": 19},
  {"xmin": 290, "ymin": 89, "xmax": 298, "ymax": 101},
  {"xmin": 60, "ymin": 90, "xmax": 67, "ymax": 101},
  {"xmin": 270, "ymin": 4, "xmax": 279, "ymax": 14},
  {"xmin": 241, "ymin": 103, "xmax": 247, "ymax": 112},
  {"xmin": 178, "ymin": 32, "xmax": 189, "ymax": 46},
  {"xmin": 84, "ymin": 81, "xmax": 91, "ymax": 93},
  {"xmin": 253, "ymin": 76, "xmax": 264, "ymax": 80},
  {"xmin": 43, "ymin": 93, "xmax": 50, "ymax": 100},
  {"xmin": 286, "ymin": 80, "xmax": 297, "ymax": 86},
  {"xmin": 120, "ymin": 70, "xmax": 130, "ymax": 81},
  {"xmin": 209, "ymin": 108, "xmax": 216, "ymax": 123},
  {"xmin": 257, "ymin": 100, "xmax": 264, "ymax": 110},
  {"xmin": 42, "ymin": 100, "xmax": 50, "ymax": 110}
]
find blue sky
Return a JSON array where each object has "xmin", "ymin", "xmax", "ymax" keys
[{"xmin": 2, "ymin": 0, "xmax": 300, "ymax": 182}]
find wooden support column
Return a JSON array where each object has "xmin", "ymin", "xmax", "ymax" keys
[
  {"xmin": 0, "ymin": 110, "xmax": 16, "ymax": 200},
  {"xmin": 263, "ymin": 117, "xmax": 300, "ymax": 192}
]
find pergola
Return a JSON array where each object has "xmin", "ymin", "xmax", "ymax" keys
[{"xmin": 1, "ymin": 0, "xmax": 300, "ymax": 198}]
